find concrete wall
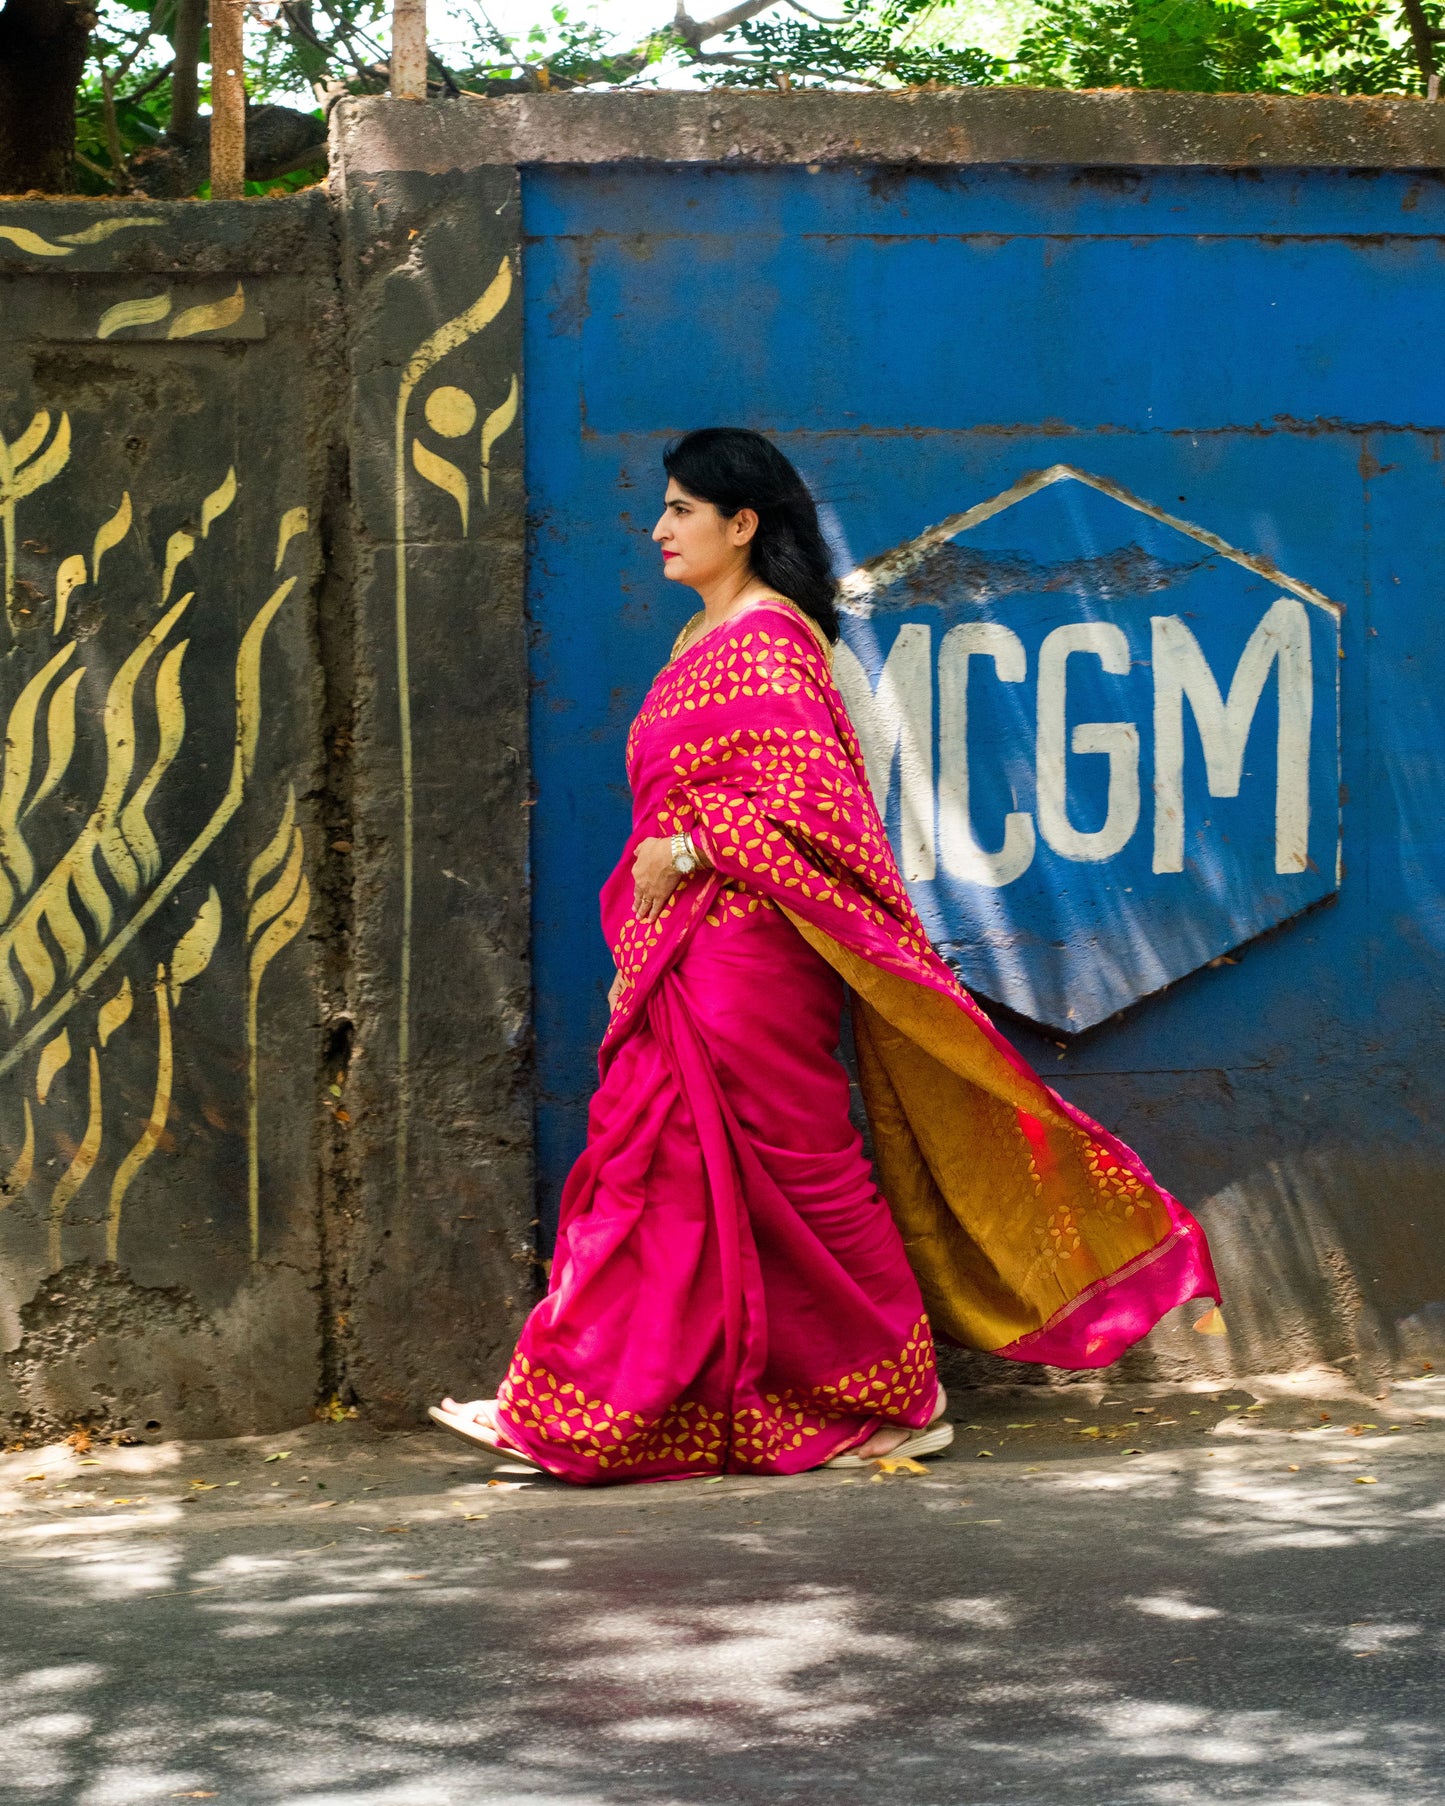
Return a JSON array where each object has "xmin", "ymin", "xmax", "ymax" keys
[
  {"xmin": 329, "ymin": 146, "xmax": 534, "ymax": 1427},
  {"xmin": 6, "ymin": 91, "xmax": 1445, "ymax": 1441},
  {"xmin": 335, "ymin": 92, "xmax": 1445, "ymax": 1399},
  {"xmin": 0, "ymin": 195, "xmax": 341, "ymax": 1439}
]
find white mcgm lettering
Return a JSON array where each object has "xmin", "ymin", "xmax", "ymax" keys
[{"xmin": 833, "ymin": 596, "xmax": 1314, "ymax": 888}]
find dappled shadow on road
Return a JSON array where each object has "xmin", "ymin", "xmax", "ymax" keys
[{"xmin": 3, "ymin": 1444, "xmax": 1444, "ymax": 1805}]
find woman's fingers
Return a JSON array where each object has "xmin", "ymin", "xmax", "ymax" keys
[{"xmin": 630, "ymin": 835, "xmax": 689, "ymax": 921}]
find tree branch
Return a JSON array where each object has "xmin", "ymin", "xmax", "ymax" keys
[
  {"xmin": 1400, "ymin": 0, "xmax": 1441, "ymax": 78},
  {"xmin": 671, "ymin": 0, "xmax": 779, "ymax": 53}
]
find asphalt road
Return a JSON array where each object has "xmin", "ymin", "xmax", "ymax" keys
[{"xmin": 3, "ymin": 1376, "xmax": 1443, "ymax": 1806}]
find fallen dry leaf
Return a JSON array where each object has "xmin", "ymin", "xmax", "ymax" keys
[
  {"xmin": 189, "ymin": 1481, "xmax": 218, "ymax": 1491},
  {"xmin": 975, "ymin": 1450, "xmax": 994, "ymax": 1459},
  {"xmin": 263, "ymin": 1451, "xmax": 291, "ymax": 1463},
  {"xmin": 873, "ymin": 1456, "xmax": 928, "ymax": 1475},
  {"xmin": 22, "ymin": 1474, "xmax": 44, "ymax": 1482},
  {"xmin": 1355, "ymin": 1476, "xmax": 1378, "ymax": 1485},
  {"xmin": 1193, "ymin": 1307, "xmax": 1227, "ymax": 1337}
]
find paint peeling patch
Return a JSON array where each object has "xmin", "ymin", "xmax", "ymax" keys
[{"xmin": 869, "ymin": 540, "xmax": 1209, "ymax": 614}]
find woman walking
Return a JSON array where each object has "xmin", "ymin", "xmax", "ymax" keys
[{"xmin": 433, "ymin": 428, "xmax": 1218, "ymax": 1483}]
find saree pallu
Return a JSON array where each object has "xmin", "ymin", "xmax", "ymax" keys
[{"xmin": 497, "ymin": 601, "xmax": 1219, "ymax": 1484}]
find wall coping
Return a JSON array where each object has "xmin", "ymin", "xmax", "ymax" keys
[{"xmin": 334, "ymin": 89, "xmax": 1445, "ymax": 175}]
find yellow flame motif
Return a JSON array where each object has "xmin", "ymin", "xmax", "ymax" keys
[
  {"xmin": 1, "ymin": 412, "xmax": 72, "ymax": 622},
  {"xmin": 97, "ymin": 976, "xmax": 133, "ymax": 1047},
  {"xmin": 481, "ymin": 374, "xmax": 519, "ymax": 507},
  {"xmin": 107, "ymin": 965, "xmax": 172, "ymax": 1263},
  {"xmin": 36, "ymin": 1027, "xmax": 70, "ymax": 1104},
  {"xmin": 120, "ymin": 640, "xmax": 188, "ymax": 887},
  {"xmin": 0, "ymin": 227, "xmax": 74, "ymax": 258},
  {"xmin": 0, "ymin": 219, "xmax": 161, "ymax": 256},
  {"xmin": 0, "ymin": 592, "xmax": 193, "ymax": 1023},
  {"xmin": 168, "ymin": 283, "xmax": 246, "ymax": 340},
  {"xmin": 0, "ymin": 566, "xmax": 301, "ymax": 1084},
  {"xmin": 412, "ymin": 438, "xmax": 469, "ymax": 533},
  {"xmin": 26, "ymin": 667, "xmax": 85, "ymax": 819},
  {"xmin": 49, "ymin": 1046, "xmax": 102, "ymax": 1270},
  {"xmin": 92, "ymin": 492, "xmax": 132, "ymax": 581},
  {"xmin": 97, "ymin": 293, "xmax": 172, "ymax": 340},
  {"xmin": 170, "ymin": 887, "xmax": 221, "ymax": 1007},
  {"xmin": 274, "ymin": 508, "xmax": 308, "ymax": 573},
  {"xmin": 391, "ymin": 256, "xmax": 515, "ymax": 1191},
  {"xmin": 0, "ymin": 642, "xmax": 78, "ymax": 922},
  {"xmin": 200, "ymin": 468, "xmax": 237, "ymax": 538},
  {"xmin": 59, "ymin": 219, "xmax": 164, "ymax": 247},
  {"xmin": 0, "ymin": 413, "xmax": 312, "ymax": 1267},
  {"xmin": 53, "ymin": 554, "xmax": 86, "ymax": 634},
  {"xmin": 245, "ymin": 793, "xmax": 310, "ymax": 1261}
]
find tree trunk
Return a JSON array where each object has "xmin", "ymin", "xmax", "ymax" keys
[
  {"xmin": 168, "ymin": 0, "xmax": 204, "ymax": 143},
  {"xmin": 0, "ymin": 0, "xmax": 95, "ymax": 194}
]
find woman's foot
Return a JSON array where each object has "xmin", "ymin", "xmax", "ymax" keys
[
  {"xmin": 848, "ymin": 1383, "xmax": 949, "ymax": 1461},
  {"xmin": 440, "ymin": 1396, "xmax": 501, "ymax": 1435},
  {"xmin": 433, "ymin": 1397, "xmax": 536, "ymax": 1463}
]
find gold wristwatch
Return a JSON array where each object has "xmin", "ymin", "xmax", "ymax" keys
[{"xmin": 670, "ymin": 831, "xmax": 699, "ymax": 876}]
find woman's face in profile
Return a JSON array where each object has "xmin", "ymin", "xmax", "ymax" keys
[{"xmin": 652, "ymin": 478, "xmax": 755, "ymax": 591}]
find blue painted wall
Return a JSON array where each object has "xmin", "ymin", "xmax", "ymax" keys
[{"xmin": 524, "ymin": 165, "xmax": 1445, "ymax": 1367}]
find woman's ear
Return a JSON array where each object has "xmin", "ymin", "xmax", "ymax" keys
[{"xmin": 731, "ymin": 507, "xmax": 759, "ymax": 547}]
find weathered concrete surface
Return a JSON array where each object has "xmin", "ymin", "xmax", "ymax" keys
[
  {"xmin": 334, "ymin": 88, "xmax": 1445, "ymax": 174},
  {"xmin": 330, "ymin": 153, "xmax": 533, "ymax": 1423},
  {"xmin": 0, "ymin": 196, "xmax": 340, "ymax": 1442},
  {"xmin": 3, "ymin": 1372, "xmax": 1443, "ymax": 1803}
]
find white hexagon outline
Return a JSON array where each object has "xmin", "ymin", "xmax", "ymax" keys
[{"xmin": 837, "ymin": 462, "xmax": 1344, "ymax": 1025}]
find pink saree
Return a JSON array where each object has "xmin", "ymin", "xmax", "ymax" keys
[{"xmin": 496, "ymin": 603, "xmax": 1219, "ymax": 1484}]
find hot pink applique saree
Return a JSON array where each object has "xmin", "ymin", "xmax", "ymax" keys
[{"xmin": 496, "ymin": 603, "xmax": 1219, "ymax": 1484}]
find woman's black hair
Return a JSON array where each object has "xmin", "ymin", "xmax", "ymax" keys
[{"xmin": 662, "ymin": 428, "xmax": 840, "ymax": 643}]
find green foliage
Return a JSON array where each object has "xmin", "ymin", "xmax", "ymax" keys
[
  {"xmin": 714, "ymin": 0, "xmax": 1005, "ymax": 89},
  {"xmin": 62, "ymin": 0, "xmax": 1445, "ymax": 198},
  {"xmin": 1012, "ymin": 0, "xmax": 1433, "ymax": 95},
  {"xmin": 458, "ymin": 3, "xmax": 672, "ymax": 90}
]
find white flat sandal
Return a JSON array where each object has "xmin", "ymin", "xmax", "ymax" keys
[
  {"xmin": 427, "ymin": 1404, "xmax": 540, "ymax": 1470},
  {"xmin": 825, "ymin": 1418, "xmax": 955, "ymax": 1469}
]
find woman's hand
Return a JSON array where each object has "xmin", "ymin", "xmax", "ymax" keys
[
  {"xmin": 631, "ymin": 835, "xmax": 684, "ymax": 924},
  {"xmin": 607, "ymin": 970, "xmax": 624, "ymax": 1014}
]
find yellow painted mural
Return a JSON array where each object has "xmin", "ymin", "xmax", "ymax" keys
[
  {"xmin": 0, "ymin": 373, "xmax": 313, "ymax": 1271},
  {"xmin": 392, "ymin": 255, "xmax": 519, "ymax": 1188}
]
